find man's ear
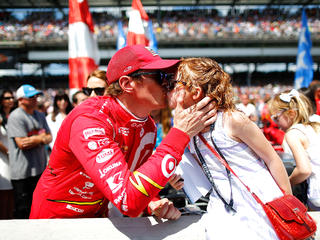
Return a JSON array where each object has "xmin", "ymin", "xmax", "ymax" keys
[
  {"xmin": 192, "ymin": 86, "xmax": 204, "ymax": 101},
  {"xmin": 118, "ymin": 76, "xmax": 134, "ymax": 93}
]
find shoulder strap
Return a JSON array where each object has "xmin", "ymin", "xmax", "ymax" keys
[
  {"xmin": 198, "ymin": 133, "xmax": 251, "ymax": 192},
  {"xmin": 197, "ymin": 129, "xmax": 266, "ymax": 206}
]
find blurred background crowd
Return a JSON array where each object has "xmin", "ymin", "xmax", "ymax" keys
[{"xmin": 1, "ymin": 7, "xmax": 320, "ymax": 42}]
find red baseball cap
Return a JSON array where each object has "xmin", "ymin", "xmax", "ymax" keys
[{"xmin": 106, "ymin": 45, "xmax": 180, "ymax": 84}]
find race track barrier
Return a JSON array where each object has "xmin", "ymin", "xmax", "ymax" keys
[{"xmin": 0, "ymin": 212, "xmax": 319, "ymax": 240}]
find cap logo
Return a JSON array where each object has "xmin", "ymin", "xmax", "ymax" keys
[
  {"xmin": 144, "ymin": 47, "xmax": 158, "ymax": 57},
  {"xmin": 123, "ymin": 66, "xmax": 133, "ymax": 73}
]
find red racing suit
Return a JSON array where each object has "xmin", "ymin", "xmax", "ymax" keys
[{"xmin": 30, "ymin": 96, "xmax": 189, "ymax": 218}]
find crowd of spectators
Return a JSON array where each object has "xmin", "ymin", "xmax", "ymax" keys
[
  {"xmin": 153, "ymin": 7, "xmax": 320, "ymax": 40},
  {"xmin": 2, "ymin": 83, "xmax": 292, "ymax": 128},
  {"xmin": 0, "ymin": 7, "xmax": 320, "ymax": 42},
  {"xmin": 30, "ymin": 83, "xmax": 294, "ymax": 132}
]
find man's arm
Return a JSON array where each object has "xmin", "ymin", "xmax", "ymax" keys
[
  {"xmin": 15, "ymin": 132, "xmax": 52, "ymax": 150},
  {"xmin": 69, "ymin": 97, "xmax": 216, "ymax": 218},
  {"xmin": 70, "ymin": 115, "xmax": 189, "ymax": 218},
  {"xmin": 148, "ymin": 198, "xmax": 181, "ymax": 220},
  {"xmin": 8, "ymin": 110, "xmax": 52, "ymax": 150}
]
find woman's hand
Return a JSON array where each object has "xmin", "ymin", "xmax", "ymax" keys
[{"xmin": 169, "ymin": 173, "xmax": 184, "ymax": 190}]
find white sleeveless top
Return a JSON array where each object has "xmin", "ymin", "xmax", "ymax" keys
[
  {"xmin": 283, "ymin": 124, "xmax": 320, "ymax": 206},
  {"xmin": 189, "ymin": 111, "xmax": 282, "ymax": 240},
  {"xmin": 0, "ymin": 125, "xmax": 13, "ymax": 190}
]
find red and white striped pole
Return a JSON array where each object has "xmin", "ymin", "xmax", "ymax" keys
[
  {"xmin": 127, "ymin": 0, "xmax": 150, "ymax": 46},
  {"xmin": 68, "ymin": 0, "xmax": 100, "ymax": 90}
]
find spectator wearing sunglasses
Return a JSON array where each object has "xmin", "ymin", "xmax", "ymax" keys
[
  {"xmin": 30, "ymin": 45, "xmax": 216, "ymax": 219},
  {"xmin": 83, "ymin": 69, "xmax": 107, "ymax": 97},
  {"xmin": 269, "ymin": 90, "xmax": 320, "ymax": 211}
]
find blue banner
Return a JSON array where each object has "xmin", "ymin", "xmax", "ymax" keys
[
  {"xmin": 148, "ymin": 20, "xmax": 158, "ymax": 53},
  {"xmin": 117, "ymin": 20, "xmax": 127, "ymax": 50},
  {"xmin": 294, "ymin": 9, "xmax": 313, "ymax": 89}
]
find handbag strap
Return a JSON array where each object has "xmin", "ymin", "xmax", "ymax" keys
[
  {"xmin": 193, "ymin": 126, "xmax": 236, "ymax": 213},
  {"xmin": 197, "ymin": 127, "xmax": 265, "ymax": 206}
]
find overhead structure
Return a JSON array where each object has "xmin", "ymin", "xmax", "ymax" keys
[{"xmin": 1, "ymin": 0, "xmax": 319, "ymax": 8}]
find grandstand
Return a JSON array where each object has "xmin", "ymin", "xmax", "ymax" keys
[
  {"xmin": 1, "ymin": 0, "xmax": 320, "ymax": 8},
  {"xmin": 0, "ymin": 0, "xmax": 319, "ymax": 88}
]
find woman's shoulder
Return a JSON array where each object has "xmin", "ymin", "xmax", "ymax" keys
[
  {"xmin": 287, "ymin": 124, "xmax": 307, "ymax": 134},
  {"xmin": 223, "ymin": 110, "xmax": 250, "ymax": 128},
  {"xmin": 45, "ymin": 112, "xmax": 54, "ymax": 122},
  {"xmin": 222, "ymin": 110, "xmax": 251, "ymax": 141},
  {"xmin": 45, "ymin": 112, "xmax": 54, "ymax": 117},
  {"xmin": 285, "ymin": 124, "xmax": 307, "ymax": 143}
]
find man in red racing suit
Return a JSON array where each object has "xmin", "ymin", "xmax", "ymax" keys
[{"xmin": 30, "ymin": 45, "xmax": 215, "ymax": 219}]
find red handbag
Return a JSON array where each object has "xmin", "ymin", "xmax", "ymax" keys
[
  {"xmin": 197, "ymin": 133, "xmax": 317, "ymax": 240},
  {"xmin": 252, "ymin": 192, "xmax": 317, "ymax": 240}
]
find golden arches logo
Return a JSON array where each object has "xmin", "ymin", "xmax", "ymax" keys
[{"xmin": 129, "ymin": 171, "xmax": 164, "ymax": 197}]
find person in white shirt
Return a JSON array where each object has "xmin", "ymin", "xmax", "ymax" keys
[
  {"xmin": 46, "ymin": 91, "xmax": 73, "ymax": 150},
  {"xmin": 236, "ymin": 93, "xmax": 258, "ymax": 123},
  {"xmin": 168, "ymin": 58, "xmax": 291, "ymax": 240},
  {"xmin": 269, "ymin": 89, "xmax": 320, "ymax": 211}
]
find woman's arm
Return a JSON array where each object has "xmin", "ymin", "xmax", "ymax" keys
[
  {"xmin": 284, "ymin": 130, "xmax": 312, "ymax": 185},
  {"xmin": 228, "ymin": 111, "xmax": 292, "ymax": 195},
  {"xmin": 0, "ymin": 140, "xmax": 8, "ymax": 155}
]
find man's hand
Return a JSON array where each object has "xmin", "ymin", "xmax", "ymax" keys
[
  {"xmin": 169, "ymin": 174, "xmax": 184, "ymax": 190},
  {"xmin": 148, "ymin": 198, "xmax": 181, "ymax": 220},
  {"xmin": 173, "ymin": 89, "xmax": 217, "ymax": 138},
  {"xmin": 39, "ymin": 132, "xmax": 52, "ymax": 145}
]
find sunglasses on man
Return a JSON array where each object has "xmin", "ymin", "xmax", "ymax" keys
[
  {"xmin": 130, "ymin": 71, "xmax": 175, "ymax": 91},
  {"xmin": 82, "ymin": 87, "xmax": 105, "ymax": 96}
]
